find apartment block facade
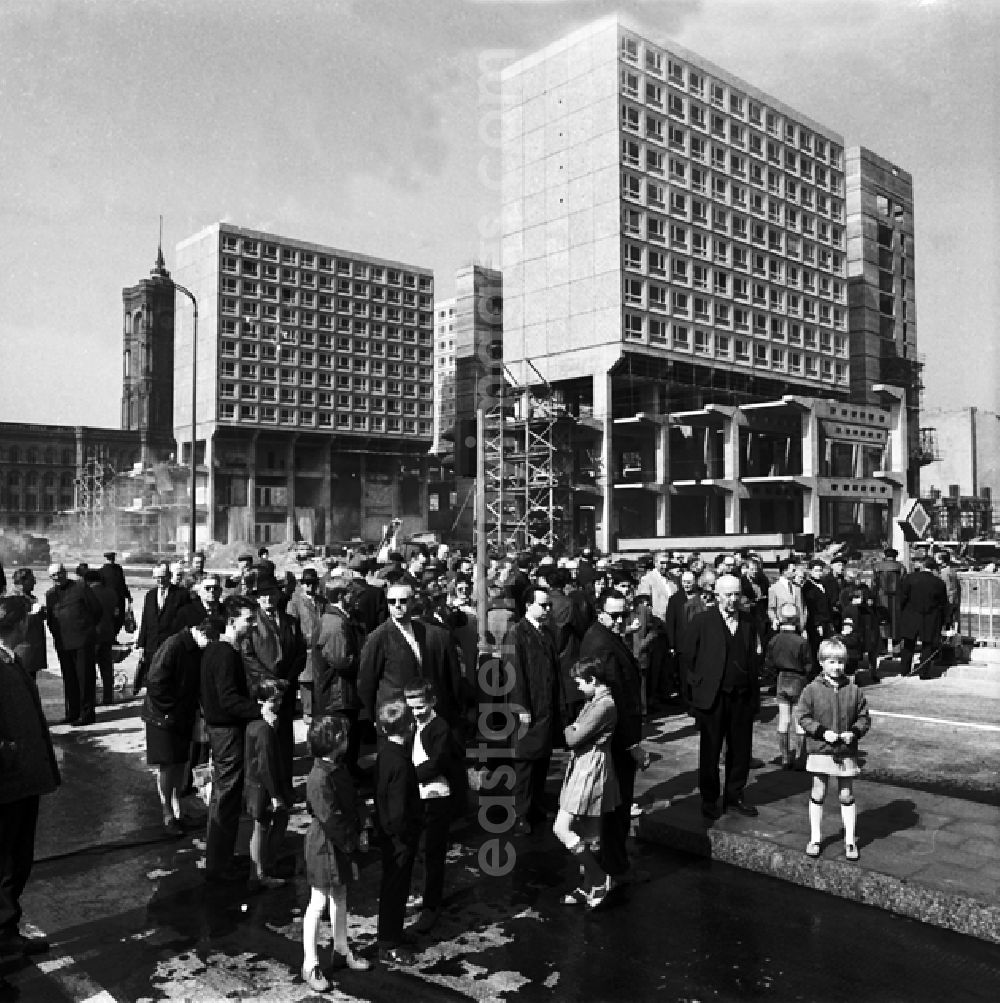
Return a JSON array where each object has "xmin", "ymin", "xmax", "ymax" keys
[
  {"xmin": 172, "ymin": 223, "xmax": 435, "ymax": 546},
  {"xmin": 500, "ymin": 16, "xmax": 911, "ymax": 552}
]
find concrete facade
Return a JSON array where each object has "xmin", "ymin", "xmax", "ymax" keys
[
  {"xmin": 171, "ymin": 223, "xmax": 435, "ymax": 547},
  {"xmin": 499, "ymin": 16, "xmax": 914, "ymax": 552}
]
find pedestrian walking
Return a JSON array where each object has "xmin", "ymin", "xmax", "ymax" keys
[
  {"xmin": 300, "ymin": 714, "xmax": 372, "ymax": 992},
  {"xmin": 796, "ymin": 637, "xmax": 871, "ymax": 861},
  {"xmin": 142, "ymin": 619, "xmax": 219, "ymax": 836},
  {"xmin": 553, "ymin": 657, "xmax": 619, "ymax": 910}
]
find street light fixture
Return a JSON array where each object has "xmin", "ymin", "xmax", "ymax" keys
[{"xmin": 173, "ymin": 281, "xmax": 198, "ymax": 562}]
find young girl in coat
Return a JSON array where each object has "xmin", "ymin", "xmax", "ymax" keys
[
  {"xmin": 795, "ymin": 638, "xmax": 871, "ymax": 861},
  {"xmin": 300, "ymin": 714, "xmax": 371, "ymax": 993},
  {"xmin": 552, "ymin": 656, "xmax": 620, "ymax": 910},
  {"xmin": 764, "ymin": 603, "xmax": 812, "ymax": 770}
]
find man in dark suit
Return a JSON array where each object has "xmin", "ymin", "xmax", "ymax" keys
[
  {"xmin": 580, "ymin": 589, "xmax": 645, "ymax": 879},
  {"xmin": 358, "ymin": 583, "xmax": 428, "ymax": 722},
  {"xmin": 503, "ymin": 554, "xmax": 533, "ymax": 621},
  {"xmin": 503, "ymin": 586, "xmax": 560, "ymax": 835},
  {"xmin": 135, "ymin": 562, "xmax": 189, "ymax": 693},
  {"xmin": 99, "ymin": 550, "xmax": 131, "ymax": 636},
  {"xmin": 45, "ymin": 562, "xmax": 103, "ymax": 725},
  {"xmin": 898, "ymin": 552, "xmax": 949, "ymax": 678},
  {"xmin": 680, "ymin": 574, "xmax": 762, "ymax": 819}
]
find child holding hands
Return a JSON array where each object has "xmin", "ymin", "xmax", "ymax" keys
[
  {"xmin": 795, "ymin": 638, "xmax": 871, "ymax": 861},
  {"xmin": 301, "ymin": 714, "xmax": 371, "ymax": 993},
  {"xmin": 552, "ymin": 657, "xmax": 620, "ymax": 910}
]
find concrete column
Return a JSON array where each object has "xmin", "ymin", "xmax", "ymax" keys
[
  {"xmin": 656, "ymin": 418, "xmax": 670, "ymax": 536},
  {"xmin": 320, "ymin": 442, "xmax": 332, "ymax": 546},
  {"xmin": 358, "ymin": 450, "xmax": 367, "ymax": 530},
  {"xmin": 801, "ymin": 402, "xmax": 820, "ymax": 535},
  {"xmin": 285, "ymin": 434, "xmax": 298, "ymax": 542},
  {"xmin": 204, "ymin": 432, "xmax": 215, "ymax": 545},
  {"xmin": 723, "ymin": 410, "xmax": 745, "ymax": 534},
  {"xmin": 247, "ymin": 432, "xmax": 259, "ymax": 545},
  {"xmin": 594, "ymin": 369, "xmax": 613, "ymax": 553}
]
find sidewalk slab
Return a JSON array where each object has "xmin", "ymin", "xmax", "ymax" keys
[{"xmin": 632, "ymin": 708, "xmax": 1000, "ymax": 945}]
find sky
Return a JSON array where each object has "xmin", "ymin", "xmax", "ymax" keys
[{"xmin": 1, "ymin": 0, "xmax": 996, "ymax": 428}]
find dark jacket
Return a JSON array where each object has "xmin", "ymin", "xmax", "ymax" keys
[
  {"xmin": 504, "ymin": 617, "xmax": 561, "ymax": 760},
  {"xmin": 579, "ymin": 621, "xmax": 643, "ymax": 751},
  {"xmin": 898, "ymin": 570, "xmax": 949, "ymax": 644},
  {"xmin": 200, "ymin": 640, "xmax": 262, "ymax": 727},
  {"xmin": 136, "ymin": 584, "xmax": 189, "ymax": 658},
  {"xmin": 358, "ymin": 617, "xmax": 427, "ymax": 721},
  {"xmin": 241, "ymin": 609, "xmax": 306, "ymax": 711},
  {"xmin": 313, "ymin": 605, "xmax": 363, "ymax": 716},
  {"xmin": 413, "ymin": 713, "xmax": 468, "ymax": 811},
  {"xmin": 89, "ymin": 582, "xmax": 120, "ymax": 646},
  {"xmin": 350, "ymin": 581, "xmax": 388, "ymax": 637},
  {"xmin": 45, "ymin": 578, "xmax": 102, "ymax": 652},
  {"xmin": 99, "ymin": 560, "xmax": 131, "ymax": 609},
  {"xmin": 375, "ymin": 740, "xmax": 422, "ymax": 849},
  {"xmin": 679, "ymin": 607, "xmax": 761, "ymax": 712},
  {"xmin": 142, "ymin": 628, "xmax": 204, "ymax": 734},
  {"xmin": 0, "ymin": 644, "xmax": 61, "ymax": 804}
]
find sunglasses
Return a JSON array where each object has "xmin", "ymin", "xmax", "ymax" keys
[{"xmin": 387, "ymin": 597, "xmax": 410, "ymax": 605}]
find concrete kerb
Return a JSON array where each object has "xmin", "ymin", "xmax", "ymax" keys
[{"xmin": 635, "ymin": 803, "xmax": 1000, "ymax": 946}]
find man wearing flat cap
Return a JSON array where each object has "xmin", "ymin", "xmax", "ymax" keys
[{"xmin": 99, "ymin": 551, "xmax": 132, "ymax": 636}]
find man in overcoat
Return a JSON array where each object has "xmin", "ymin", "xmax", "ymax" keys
[
  {"xmin": 504, "ymin": 586, "xmax": 560, "ymax": 835},
  {"xmin": 135, "ymin": 562, "xmax": 189, "ymax": 693},
  {"xmin": 898, "ymin": 551, "xmax": 949, "ymax": 678}
]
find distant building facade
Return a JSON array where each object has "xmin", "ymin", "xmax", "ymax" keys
[{"xmin": 172, "ymin": 222, "xmax": 435, "ymax": 547}]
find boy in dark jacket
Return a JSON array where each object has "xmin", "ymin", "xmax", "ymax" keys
[{"xmin": 374, "ymin": 698, "xmax": 420, "ymax": 966}]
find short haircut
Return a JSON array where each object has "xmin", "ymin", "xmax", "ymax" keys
[
  {"xmin": 222, "ymin": 594, "xmax": 256, "ymax": 622},
  {"xmin": 377, "ymin": 697, "xmax": 412, "ymax": 738},
  {"xmin": 11, "ymin": 567, "xmax": 34, "ymax": 588},
  {"xmin": 778, "ymin": 602, "xmax": 799, "ymax": 626},
  {"xmin": 818, "ymin": 637, "xmax": 848, "ymax": 662},
  {"xmin": 403, "ymin": 679, "xmax": 437, "ymax": 703},
  {"xmin": 598, "ymin": 587, "xmax": 624, "ymax": 608},
  {"xmin": 778, "ymin": 557, "xmax": 796, "ymax": 573},
  {"xmin": 809, "ymin": 558, "xmax": 827, "ymax": 570},
  {"xmin": 193, "ymin": 618, "xmax": 221, "ymax": 642},
  {"xmin": 570, "ymin": 656, "xmax": 614, "ymax": 686},
  {"xmin": 309, "ymin": 714, "xmax": 351, "ymax": 757},
  {"xmin": 0, "ymin": 596, "xmax": 30, "ymax": 635}
]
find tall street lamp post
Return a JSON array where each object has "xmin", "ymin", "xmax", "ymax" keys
[{"xmin": 174, "ymin": 282, "xmax": 198, "ymax": 562}]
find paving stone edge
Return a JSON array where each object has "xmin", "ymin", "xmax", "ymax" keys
[{"xmin": 636, "ymin": 812, "xmax": 1000, "ymax": 946}]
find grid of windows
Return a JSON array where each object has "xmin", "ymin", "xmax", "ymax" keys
[
  {"xmin": 216, "ymin": 229, "xmax": 433, "ymax": 434},
  {"xmin": 617, "ymin": 30, "xmax": 847, "ymax": 387}
]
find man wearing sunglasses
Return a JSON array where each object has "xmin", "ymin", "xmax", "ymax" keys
[
  {"xmin": 358, "ymin": 584, "xmax": 428, "ymax": 723},
  {"xmin": 580, "ymin": 589, "xmax": 646, "ymax": 883},
  {"xmin": 504, "ymin": 587, "xmax": 561, "ymax": 836}
]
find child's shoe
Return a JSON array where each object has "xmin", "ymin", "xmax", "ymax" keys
[
  {"xmin": 845, "ymin": 843, "xmax": 859, "ymax": 861},
  {"xmin": 301, "ymin": 964, "xmax": 330, "ymax": 991},
  {"xmin": 331, "ymin": 948, "xmax": 372, "ymax": 971}
]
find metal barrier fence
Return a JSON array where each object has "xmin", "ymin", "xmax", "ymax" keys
[{"xmin": 959, "ymin": 573, "xmax": 1000, "ymax": 646}]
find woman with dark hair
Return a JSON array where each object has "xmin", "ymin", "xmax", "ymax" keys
[{"xmin": 142, "ymin": 618, "xmax": 219, "ymax": 835}]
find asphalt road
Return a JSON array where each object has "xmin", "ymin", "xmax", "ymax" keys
[{"xmin": 2, "ymin": 672, "xmax": 999, "ymax": 1002}]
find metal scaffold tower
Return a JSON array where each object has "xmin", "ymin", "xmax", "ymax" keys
[
  {"xmin": 481, "ymin": 361, "xmax": 573, "ymax": 554},
  {"xmin": 73, "ymin": 448, "xmax": 116, "ymax": 551}
]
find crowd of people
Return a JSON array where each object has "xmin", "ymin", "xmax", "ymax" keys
[{"xmin": 0, "ymin": 538, "xmax": 965, "ymax": 981}]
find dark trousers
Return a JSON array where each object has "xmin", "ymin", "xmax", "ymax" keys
[
  {"xmin": 377, "ymin": 835, "xmax": 416, "ymax": 944},
  {"xmin": 206, "ymin": 725, "xmax": 246, "ymax": 874},
  {"xmin": 696, "ymin": 688, "xmax": 756, "ymax": 806},
  {"xmin": 512, "ymin": 756, "xmax": 550, "ymax": 823},
  {"xmin": 646, "ymin": 634, "xmax": 677, "ymax": 701},
  {"xmin": 899, "ymin": 636, "xmax": 938, "ymax": 676},
  {"xmin": 0, "ymin": 795, "xmax": 40, "ymax": 934},
  {"xmin": 275, "ymin": 710, "xmax": 294, "ymax": 805},
  {"xmin": 57, "ymin": 644, "xmax": 96, "ymax": 722},
  {"xmin": 421, "ymin": 795, "xmax": 453, "ymax": 911},
  {"xmin": 95, "ymin": 641, "xmax": 114, "ymax": 704},
  {"xmin": 599, "ymin": 743, "xmax": 637, "ymax": 877},
  {"xmin": 343, "ymin": 708, "xmax": 363, "ymax": 775}
]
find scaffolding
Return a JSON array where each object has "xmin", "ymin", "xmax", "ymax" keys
[
  {"xmin": 480, "ymin": 362, "xmax": 576, "ymax": 554},
  {"xmin": 73, "ymin": 448, "xmax": 116, "ymax": 552}
]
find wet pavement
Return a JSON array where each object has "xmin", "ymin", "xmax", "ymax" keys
[{"xmin": 2, "ymin": 665, "xmax": 1000, "ymax": 1001}]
